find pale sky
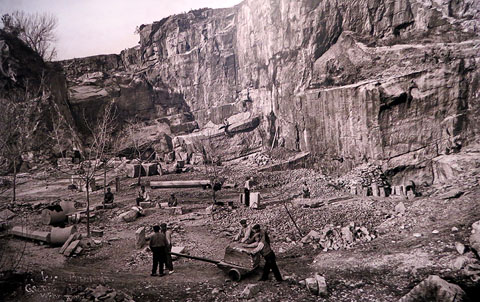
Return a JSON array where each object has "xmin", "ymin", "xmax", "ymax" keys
[{"xmin": 0, "ymin": 0, "xmax": 243, "ymax": 60}]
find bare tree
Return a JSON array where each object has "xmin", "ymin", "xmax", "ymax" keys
[
  {"xmin": 1, "ymin": 11, "xmax": 58, "ymax": 61},
  {"xmin": 121, "ymin": 119, "xmax": 156, "ymax": 186},
  {"xmin": 0, "ymin": 86, "xmax": 42, "ymax": 202},
  {"xmin": 192, "ymin": 131, "xmax": 227, "ymax": 204},
  {"xmin": 51, "ymin": 101, "xmax": 118, "ymax": 237}
]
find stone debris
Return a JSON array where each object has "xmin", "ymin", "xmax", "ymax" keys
[
  {"xmin": 65, "ymin": 284, "xmax": 134, "ymax": 302},
  {"xmin": 398, "ymin": 275, "xmax": 466, "ymax": 302},
  {"xmin": 0, "ymin": 209, "xmax": 16, "ymax": 220},
  {"xmin": 439, "ymin": 189, "xmax": 464, "ymax": 200},
  {"xmin": 254, "ymin": 153, "xmax": 272, "ymax": 166},
  {"xmin": 301, "ymin": 223, "xmax": 375, "ymax": 251},
  {"xmin": 464, "ymin": 263, "xmax": 480, "ymax": 282},
  {"xmin": 469, "ymin": 220, "xmax": 480, "ymax": 253},
  {"xmin": 452, "ymin": 255, "xmax": 477, "ymax": 270},
  {"xmin": 455, "ymin": 242, "xmax": 466, "ymax": 255},
  {"xmin": 59, "ymin": 233, "xmax": 82, "ymax": 254},
  {"xmin": 240, "ymin": 284, "xmax": 261, "ymax": 299},
  {"xmin": 135, "ymin": 227, "xmax": 146, "ymax": 249},
  {"xmin": 305, "ymin": 273, "xmax": 328, "ymax": 296},
  {"xmin": 395, "ymin": 202, "xmax": 406, "ymax": 216},
  {"xmin": 335, "ymin": 163, "xmax": 390, "ymax": 196},
  {"xmin": 91, "ymin": 229, "xmax": 104, "ymax": 237},
  {"xmin": 63, "ymin": 239, "xmax": 81, "ymax": 257}
]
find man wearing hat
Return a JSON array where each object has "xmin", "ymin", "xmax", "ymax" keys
[
  {"xmin": 244, "ymin": 224, "xmax": 283, "ymax": 281},
  {"xmin": 234, "ymin": 219, "xmax": 252, "ymax": 243}
]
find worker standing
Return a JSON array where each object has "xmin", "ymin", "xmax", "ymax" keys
[
  {"xmin": 244, "ymin": 224, "xmax": 283, "ymax": 282},
  {"xmin": 147, "ymin": 225, "xmax": 168, "ymax": 276},
  {"xmin": 234, "ymin": 219, "xmax": 253, "ymax": 243},
  {"xmin": 244, "ymin": 177, "xmax": 253, "ymax": 207},
  {"xmin": 163, "ymin": 223, "xmax": 174, "ymax": 274}
]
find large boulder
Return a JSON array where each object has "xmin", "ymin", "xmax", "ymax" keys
[
  {"xmin": 469, "ymin": 220, "xmax": 480, "ymax": 253},
  {"xmin": 398, "ymin": 275, "xmax": 466, "ymax": 302},
  {"xmin": 240, "ymin": 284, "xmax": 260, "ymax": 299}
]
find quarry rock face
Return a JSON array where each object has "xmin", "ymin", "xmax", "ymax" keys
[
  {"xmin": 0, "ymin": 30, "xmax": 80, "ymax": 161},
  {"xmin": 11, "ymin": 0, "xmax": 480, "ymax": 180}
]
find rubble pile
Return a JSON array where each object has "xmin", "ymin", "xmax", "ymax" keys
[
  {"xmin": 335, "ymin": 164, "xmax": 389, "ymax": 192},
  {"xmin": 209, "ymin": 197, "xmax": 391, "ymax": 250},
  {"xmin": 126, "ymin": 247, "xmax": 152, "ymax": 268},
  {"xmin": 254, "ymin": 169, "xmax": 340, "ymax": 198},
  {"xmin": 64, "ymin": 284, "xmax": 135, "ymax": 302},
  {"xmin": 301, "ymin": 223, "xmax": 376, "ymax": 251},
  {"xmin": 253, "ymin": 153, "xmax": 272, "ymax": 166}
]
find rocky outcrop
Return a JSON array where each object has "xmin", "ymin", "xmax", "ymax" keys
[
  {"xmin": 54, "ymin": 0, "xmax": 480, "ymax": 179},
  {"xmin": 0, "ymin": 30, "xmax": 80, "ymax": 163}
]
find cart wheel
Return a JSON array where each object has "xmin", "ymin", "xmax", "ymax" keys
[{"xmin": 228, "ymin": 269, "xmax": 242, "ymax": 282}]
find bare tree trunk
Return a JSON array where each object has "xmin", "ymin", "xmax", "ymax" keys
[
  {"xmin": 12, "ymin": 158, "xmax": 16, "ymax": 202},
  {"xmin": 103, "ymin": 164, "xmax": 107, "ymax": 206},
  {"xmin": 137, "ymin": 161, "xmax": 142, "ymax": 186},
  {"xmin": 86, "ymin": 179, "xmax": 90, "ymax": 237},
  {"xmin": 212, "ymin": 186, "xmax": 216, "ymax": 204}
]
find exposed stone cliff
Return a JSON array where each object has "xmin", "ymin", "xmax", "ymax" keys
[
  {"xmin": 0, "ymin": 30, "xmax": 80, "ymax": 165},
  {"xmin": 55, "ymin": 0, "xmax": 480, "ymax": 182}
]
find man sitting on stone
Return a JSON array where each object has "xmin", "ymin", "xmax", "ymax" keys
[
  {"xmin": 168, "ymin": 193, "xmax": 178, "ymax": 207},
  {"xmin": 136, "ymin": 185, "xmax": 150, "ymax": 206},
  {"xmin": 104, "ymin": 187, "xmax": 114, "ymax": 204}
]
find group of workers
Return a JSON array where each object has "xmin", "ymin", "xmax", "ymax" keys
[
  {"xmin": 106, "ymin": 177, "xmax": 282, "ymax": 282},
  {"xmin": 147, "ymin": 223, "xmax": 174, "ymax": 276},
  {"xmin": 144, "ymin": 219, "xmax": 282, "ymax": 282}
]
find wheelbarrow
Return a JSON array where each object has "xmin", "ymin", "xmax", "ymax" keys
[{"xmin": 170, "ymin": 244, "xmax": 260, "ymax": 281}]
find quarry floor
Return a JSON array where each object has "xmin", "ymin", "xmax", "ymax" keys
[{"xmin": 1, "ymin": 162, "xmax": 480, "ymax": 301}]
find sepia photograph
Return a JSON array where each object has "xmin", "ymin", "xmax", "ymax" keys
[{"xmin": 0, "ymin": 0, "xmax": 479, "ymax": 301}]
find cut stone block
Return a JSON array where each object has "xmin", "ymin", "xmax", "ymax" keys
[
  {"xmin": 170, "ymin": 246, "xmax": 185, "ymax": 260},
  {"xmin": 118, "ymin": 210, "xmax": 138, "ymax": 223},
  {"xmin": 10, "ymin": 226, "xmax": 50, "ymax": 243},
  {"xmin": 135, "ymin": 227, "xmax": 146, "ymax": 249},
  {"xmin": 59, "ymin": 234, "xmax": 77, "ymax": 254},
  {"xmin": 0, "ymin": 209, "xmax": 16, "ymax": 220},
  {"xmin": 139, "ymin": 202, "xmax": 154, "ymax": 208},
  {"xmin": 91, "ymin": 229, "xmax": 104, "ymax": 237},
  {"xmin": 240, "ymin": 284, "xmax": 261, "ymax": 299},
  {"xmin": 371, "ymin": 183, "xmax": 379, "ymax": 197},
  {"xmin": 398, "ymin": 275, "xmax": 466, "ymax": 302},
  {"xmin": 249, "ymin": 192, "xmax": 260, "ymax": 209},
  {"xmin": 173, "ymin": 207, "xmax": 183, "ymax": 215}
]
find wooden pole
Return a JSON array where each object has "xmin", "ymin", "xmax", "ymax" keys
[{"xmin": 283, "ymin": 201, "xmax": 303, "ymax": 238}]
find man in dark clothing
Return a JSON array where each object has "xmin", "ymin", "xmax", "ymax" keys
[
  {"xmin": 244, "ymin": 177, "xmax": 252, "ymax": 207},
  {"xmin": 244, "ymin": 224, "xmax": 282, "ymax": 281},
  {"xmin": 168, "ymin": 193, "xmax": 178, "ymax": 207},
  {"xmin": 148, "ymin": 225, "xmax": 168, "ymax": 276},
  {"xmin": 104, "ymin": 187, "xmax": 114, "ymax": 204}
]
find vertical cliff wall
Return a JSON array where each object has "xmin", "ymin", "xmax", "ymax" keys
[{"xmin": 59, "ymin": 0, "xmax": 480, "ymax": 182}]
